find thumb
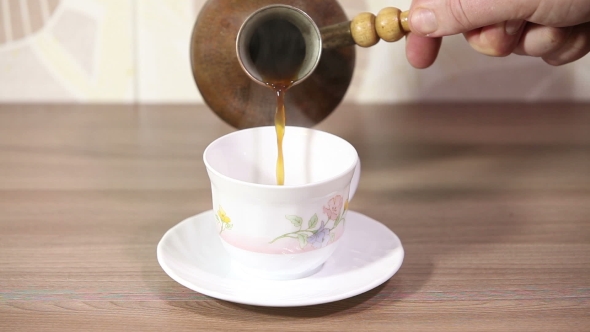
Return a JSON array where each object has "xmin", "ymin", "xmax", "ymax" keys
[{"xmin": 409, "ymin": 0, "xmax": 590, "ymax": 37}]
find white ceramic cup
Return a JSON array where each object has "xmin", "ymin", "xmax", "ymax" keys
[{"xmin": 203, "ymin": 126, "xmax": 360, "ymax": 280}]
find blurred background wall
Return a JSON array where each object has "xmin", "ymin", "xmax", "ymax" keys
[{"xmin": 0, "ymin": 0, "xmax": 588, "ymax": 104}]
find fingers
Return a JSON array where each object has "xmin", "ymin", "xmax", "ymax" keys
[
  {"xmin": 463, "ymin": 20, "xmax": 525, "ymax": 57},
  {"xmin": 408, "ymin": 0, "xmax": 590, "ymax": 37},
  {"xmin": 460, "ymin": 21, "xmax": 590, "ymax": 65},
  {"xmin": 405, "ymin": 33, "xmax": 442, "ymax": 68},
  {"xmin": 516, "ymin": 21, "xmax": 590, "ymax": 66},
  {"xmin": 408, "ymin": 0, "xmax": 532, "ymax": 36},
  {"xmin": 513, "ymin": 23, "xmax": 578, "ymax": 62},
  {"xmin": 513, "ymin": 24, "xmax": 573, "ymax": 57},
  {"xmin": 405, "ymin": 0, "xmax": 590, "ymax": 68},
  {"xmin": 543, "ymin": 22, "xmax": 590, "ymax": 65}
]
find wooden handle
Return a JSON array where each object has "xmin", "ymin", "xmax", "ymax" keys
[{"xmin": 351, "ymin": 7, "xmax": 411, "ymax": 48}]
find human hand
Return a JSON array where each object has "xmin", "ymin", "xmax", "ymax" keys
[{"xmin": 405, "ymin": 0, "xmax": 590, "ymax": 68}]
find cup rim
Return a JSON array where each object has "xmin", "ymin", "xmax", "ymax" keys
[{"xmin": 203, "ymin": 126, "xmax": 358, "ymax": 190}]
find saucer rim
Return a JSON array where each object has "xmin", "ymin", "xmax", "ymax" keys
[{"xmin": 157, "ymin": 210, "xmax": 404, "ymax": 307}]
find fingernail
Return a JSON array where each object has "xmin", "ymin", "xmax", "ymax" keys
[
  {"xmin": 505, "ymin": 19, "xmax": 524, "ymax": 35},
  {"xmin": 410, "ymin": 8, "xmax": 438, "ymax": 35}
]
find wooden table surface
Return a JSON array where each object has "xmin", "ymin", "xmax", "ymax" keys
[{"xmin": 1, "ymin": 103, "xmax": 589, "ymax": 331}]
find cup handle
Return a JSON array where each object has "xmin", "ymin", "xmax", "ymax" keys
[{"xmin": 348, "ymin": 160, "xmax": 361, "ymax": 201}]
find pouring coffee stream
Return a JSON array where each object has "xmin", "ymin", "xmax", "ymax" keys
[
  {"xmin": 191, "ymin": 1, "xmax": 410, "ymax": 185},
  {"xmin": 238, "ymin": 5, "xmax": 410, "ymax": 185},
  {"xmin": 243, "ymin": 14, "xmax": 308, "ymax": 185}
]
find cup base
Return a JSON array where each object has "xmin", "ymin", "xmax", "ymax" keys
[
  {"xmin": 233, "ymin": 260, "xmax": 324, "ymax": 280},
  {"xmin": 220, "ymin": 238, "xmax": 338, "ymax": 281}
]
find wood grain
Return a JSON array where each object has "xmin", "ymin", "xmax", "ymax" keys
[{"xmin": 1, "ymin": 103, "xmax": 589, "ymax": 331}]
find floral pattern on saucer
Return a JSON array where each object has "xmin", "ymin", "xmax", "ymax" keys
[{"xmin": 270, "ymin": 195, "xmax": 349, "ymax": 249}]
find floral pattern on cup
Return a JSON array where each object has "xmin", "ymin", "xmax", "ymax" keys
[
  {"xmin": 270, "ymin": 195, "xmax": 349, "ymax": 249},
  {"xmin": 215, "ymin": 206, "xmax": 233, "ymax": 234}
]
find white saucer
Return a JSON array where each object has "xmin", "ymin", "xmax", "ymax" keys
[{"xmin": 157, "ymin": 210, "xmax": 404, "ymax": 307}]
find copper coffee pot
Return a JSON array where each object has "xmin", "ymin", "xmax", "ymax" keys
[{"xmin": 190, "ymin": 0, "xmax": 411, "ymax": 129}]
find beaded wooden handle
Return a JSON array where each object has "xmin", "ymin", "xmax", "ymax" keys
[{"xmin": 351, "ymin": 7, "xmax": 411, "ymax": 47}]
